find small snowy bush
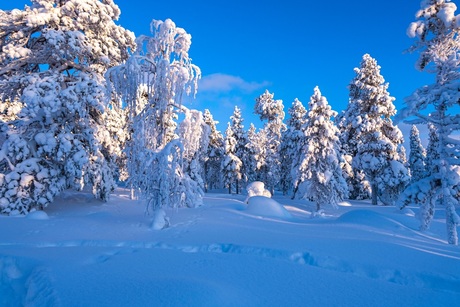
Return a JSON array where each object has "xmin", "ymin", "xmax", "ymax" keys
[{"xmin": 245, "ymin": 181, "xmax": 271, "ymax": 202}]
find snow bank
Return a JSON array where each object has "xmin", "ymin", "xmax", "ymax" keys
[
  {"xmin": 26, "ymin": 210, "xmax": 49, "ymax": 220},
  {"xmin": 246, "ymin": 196, "xmax": 292, "ymax": 219}
]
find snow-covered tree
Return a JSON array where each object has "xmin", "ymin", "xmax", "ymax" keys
[
  {"xmin": 221, "ymin": 123, "xmax": 243, "ymax": 194},
  {"xmin": 280, "ymin": 98, "xmax": 307, "ymax": 196},
  {"xmin": 106, "ymin": 18, "xmax": 202, "ymax": 219},
  {"xmin": 203, "ymin": 109, "xmax": 224, "ymax": 191},
  {"xmin": 245, "ymin": 123, "xmax": 260, "ymax": 183},
  {"xmin": 254, "ymin": 90, "xmax": 286, "ymax": 193},
  {"xmin": 230, "ymin": 106, "xmax": 249, "ymax": 192},
  {"xmin": 400, "ymin": 0, "xmax": 460, "ymax": 244},
  {"xmin": 409, "ymin": 125, "xmax": 427, "ymax": 182},
  {"xmin": 293, "ymin": 87, "xmax": 348, "ymax": 212},
  {"xmin": 425, "ymin": 123, "xmax": 441, "ymax": 177},
  {"xmin": 351, "ymin": 54, "xmax": 410, "ymax": 206},
  {"xmin": 178, "ymin": 108, "xmax": 209, "ymax": 192},
  {"xmin": 336, "ymin": 62, "xmax": 374, "ymax": 200},
  {"xmin": 0, "ymin": 0, "xmax": 136, "ymax": 215}
]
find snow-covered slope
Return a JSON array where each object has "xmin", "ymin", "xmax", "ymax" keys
[{"xmin": 1, "ymin": 189, "xmax": 459, "ymax": 306}]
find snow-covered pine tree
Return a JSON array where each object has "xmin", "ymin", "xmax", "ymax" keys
[
  {"xmin": 336, "ymin": 62, "xmax": 373, "ymax": 200},
  {"xmin": 106, "ymin": 19, "xmax": 202, "ymax": 221},
  {"xmin": 280, "ymin": 98, "xmax": 307, "ymax": 196},
  {"xmin": 409, "ymin": 125, "xmax": 427, "ymax": 182},
  {"xmin": 0, "ymin": 0, "xmax": 136, "ymax": 215},
  {"xmin": 351, "ymin": 54, "xmax": 410, "ymax": 206},
  {"xmin": 293, "ymin": 87, "xmax": 348, "ymax": 212},
  {"xmin": 400, "ymin": 0, "xmax": 460, "ymax": 244},
  {"xmin": 230, "ymin": 106, "xmax": 249, "ymax": 193},
  {"xmin": 221, "ymin": 123, "xmax": 243, "ymax": 194},
  {"xmin": 425, "ymin": 123, "xmax": 441, "ymax": 177},
  {"xmin": 254, "ymin": 90, "xmax": 286, "ymax": 193},
  {"xmin": 203, "ymin": 109, "xmax": 224, "ymax": 191},
  {"xmin": 245, "ymin": 123, "xmax": 260, "ymax": 184}
]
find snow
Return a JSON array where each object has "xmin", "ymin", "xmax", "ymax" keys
[
  {"xmin": 246, "ymin": 196, "xmax": 292, "ymax": 219},
  {"xmin": 0, "ymin": 188, "xmax": 459, "ymax": 306}
]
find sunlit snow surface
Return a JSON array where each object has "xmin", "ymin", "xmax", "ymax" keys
[{"xmin": 1, "ymin": 189, "xmax": 459, "ymax": 306}]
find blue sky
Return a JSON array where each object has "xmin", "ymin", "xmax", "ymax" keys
[{"xmin": 4, "ymin": 0, "xmax": 434, "ymax": 137}]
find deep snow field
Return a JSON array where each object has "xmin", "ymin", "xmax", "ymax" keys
[{"xmin": 1, "ymin": 188, "xmax": 459, "ymax": 307}]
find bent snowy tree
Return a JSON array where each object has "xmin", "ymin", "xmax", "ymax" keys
[
  {"xmin": 0, "ymin": 0, "xmax": 135, "ymax": 215},
  {"xmin": 400, "ymin": 0, "xmax": 460, "ymax": 244},
  {"xmin": 106, "ymin": 18, "xmax": 202, "ymax": 217}
]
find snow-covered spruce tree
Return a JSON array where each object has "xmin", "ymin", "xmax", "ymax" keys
[
  {"xmin": 230, "ymin": 106, "xmax": 249, "ymax": 193},
  {"xmin": 178, "ymin": 107, "xmax": 209, "ymax": 193},
  {"xmin": 254, "ymin": 90, "xmax": 286, "ymax": 193},
  {"xmin": 409, "ymin": 125, "xmax": 427, "ymax": 182},
  {"xmin": 245, "ymin": 123, "xmax": 260, "ymax": 183},
  {"xmin": 203, "ymin": 109, "xmax": 224, "ymax": 191},
  {"xmin": 293, "ymin": 87, "xmax": 348, "ymax": 212},
  {"xmin": 351, "ymin": 54, "xmax": 410, "ymax": 206},
  {"xmin": 106, "ymin": 19, "xmax": 202, "ymax": 221},
  {"xmin": 221, "ymin": 123, "xmax": 243, "ymax": 194},
  {"xmin": 280, "ymin": 98, "xmax": 307, "ymax": 196},
  {"xmin": 425, "ymin": 123, "xmax": 441, "ymax": 177},
  {"xmin": 0, "ymin": 0, "xmax": 135, "ymax": 215},
  {"xmin": 399, "ymin": 124, "xmax": 441, "ymax": 231},
  {"xmin": 336, "ymin": 64, "xmax": 374, "ymax": 200},
  {"xmin": 399, "ymin": 0, "xmax": 460, "ymax": 244}
]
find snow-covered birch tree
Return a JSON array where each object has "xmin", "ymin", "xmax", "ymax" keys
[
  {"xmin": 0, "ymin": 0, "xmax": 136, "ymax": 215},
  {"xmin": 254, "ymin": 90, "xmax": 286, "ymax": 193},
  {"xmin": 106, "ymin": 18, "xmax": 202, "ymax": 223},
  {"xmin": 351, "ymin": 54, "xmax": 410, "ymax": 206},
  {"xmin": 399, "ymin": 0, "xmax": 460, "ymax": 244},
  {"xmin": 293, "ymin": 87, "xmax": 348, "ymax": 212}
]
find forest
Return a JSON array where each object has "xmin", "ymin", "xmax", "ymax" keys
[{"xmin": 0, "ymin": 0, "xmax": 459, "ymax": 246}]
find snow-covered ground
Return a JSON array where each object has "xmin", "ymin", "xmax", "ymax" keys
[{"xmin": 1, "ymin": 188, "xmax": 459, "ymax": 306}]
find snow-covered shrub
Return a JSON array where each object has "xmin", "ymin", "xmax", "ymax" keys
[{"xmin": 245, "ymin": 181, "xmax": 272, "ymax": 203}]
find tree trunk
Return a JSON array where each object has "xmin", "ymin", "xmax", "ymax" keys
[
  {"xmin": 371, "ymin": 182, "xmax": 378, "ymax": 205},
  {"xmin": 228, "ymin": 184, "xmax": 232, "ymax": 194},
  {"xmin": 236, "ymin": 179, "xmax": 239, "ymax": 194}
]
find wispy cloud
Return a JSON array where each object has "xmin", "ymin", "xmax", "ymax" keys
[{"xmin": 199, "ymin": 73, "xmax": 270, "ymax": 93}]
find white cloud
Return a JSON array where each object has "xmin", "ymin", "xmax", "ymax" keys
[{"xmin": 199, "ymin": 73, "xmax": 270, "ymax": 93}]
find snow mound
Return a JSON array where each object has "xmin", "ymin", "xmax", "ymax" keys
[
  {"xmin": 26, "ymin": 210, "xmax": 49, "ymax": 220},
  {"xmin": 151, "ymin": 208, "xmax": 170, "ymax": 230},
  {"xmin": 246, "ymin": 196, "xmax": 292, "ymax": 219},
  {"xmin": 398, "ymin": 208, "xmax": 415, "ymax": 217}
]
